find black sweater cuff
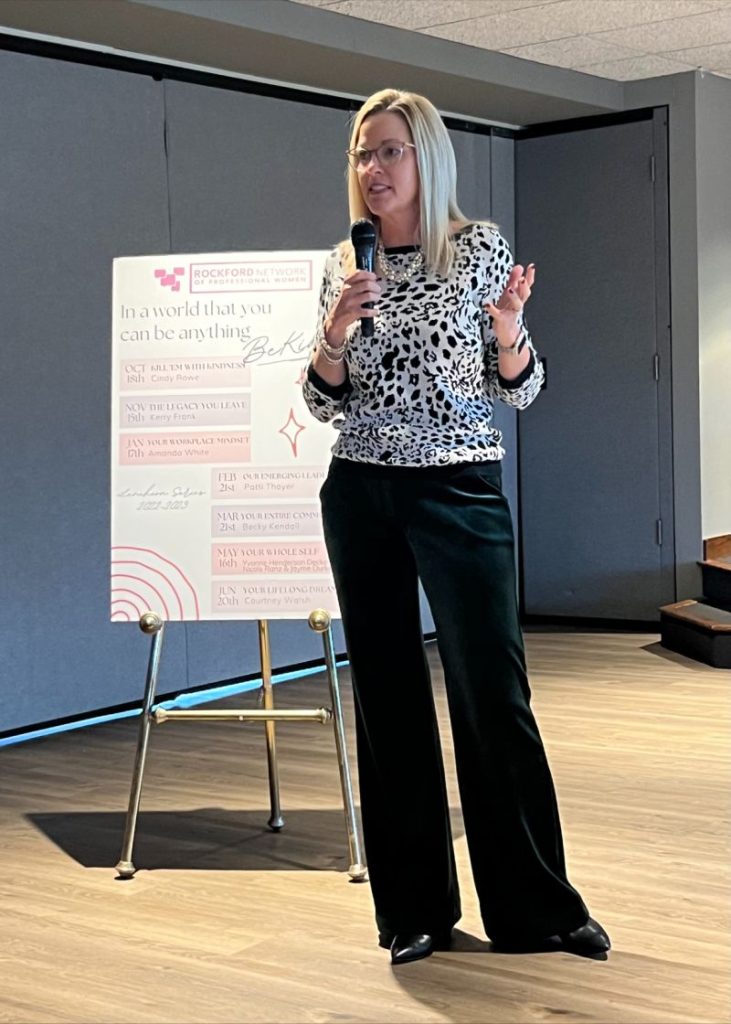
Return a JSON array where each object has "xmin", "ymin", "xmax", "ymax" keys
[
  {"xmin": 307, "ymin": 362, "xmax": 350, "ymax": 399},
  {"xmin": 497, "ymin": 349, "xmax": 536, "ymax": 390}
]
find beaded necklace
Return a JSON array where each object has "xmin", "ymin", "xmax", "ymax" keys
[{"xmin": 376, "ymin": 243, "xmax": 425, "ymax": 283}]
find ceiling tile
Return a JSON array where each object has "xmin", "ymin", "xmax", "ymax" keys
[
  {"xmin": 421, "ymin": 5, "xmax": 587, "ymax": 49},
  {"xmin": 575, "ymin": 53, "xmax": 698, "ymax": 79},
  {"xmin": 592, "ymin": 8, "xmax": 731, "ymax": 52},
  {"xmin": 287, "ymin": 0, "xmax": 731, "ymax": 82},
  {"xmin": 417, "ymin": 0, "xmax": 729, "ymax": 50},
  {"xmin": 503, "ymin": 35, "xmax": 642, "ymax": 67},
  {"xmin": 314, "ymin": 0, "xmax": 557, "ymax": 31},
  {"xmin": 516, "ymin": 0, "xmax": 731, "ymax": 35},
  {"xmin": 663, "ymin": 39, "xmax": 731, "ymax": 66}
]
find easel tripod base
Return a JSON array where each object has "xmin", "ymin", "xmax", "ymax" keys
[{"xmin": 115, "ymin": 611, "xmax": 367, "ymax": 885}]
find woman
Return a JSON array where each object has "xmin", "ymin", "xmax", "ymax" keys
[{"xmin": 302, "ymin": 89, "xmax": 610, "ymax": 966}]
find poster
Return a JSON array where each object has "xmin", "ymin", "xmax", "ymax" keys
[{"xmin": 111, "ymin": 250, "xmax": 339, "ymax": 621}]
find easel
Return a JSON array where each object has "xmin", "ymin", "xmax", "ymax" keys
[{"xmin": 115, "ymin": 609, "xmax": 367, "ymax": 881}]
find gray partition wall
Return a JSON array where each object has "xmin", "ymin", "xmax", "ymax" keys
[
  {"xmin": 160, "ymin": 80, "xmax": 354, "ymax": 688},
  {"xmin": 516, "ymin": 111, "xmax": 674, "ymax": 620},
  {"xmin": 1, "ymin": 52, "xmax": 511, "ymax": 733},
  {"xmin": 1, "ymin": 50, "xmax": 187, "ymax": 732}
]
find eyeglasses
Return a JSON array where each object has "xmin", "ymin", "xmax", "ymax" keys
[{"xmin": 346, "ymin": 140, "xmax": 416, "ymax": 171}]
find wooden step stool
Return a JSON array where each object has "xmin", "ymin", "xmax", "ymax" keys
[
  {"xmin": 659, "ymin": 599, "xmax": 731, "ymax": 669},
  {"xmin": 660, "ymin": 535, "xmax": 731, "ymax": 669}
]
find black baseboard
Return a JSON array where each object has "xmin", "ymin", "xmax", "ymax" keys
[
  {"xmin": 0, "ymin": 653, "xmax": 346, "ymax": 744},
  {"xmin": 2, "ymin": 620, "xmax": 656, "ymax": 743}
]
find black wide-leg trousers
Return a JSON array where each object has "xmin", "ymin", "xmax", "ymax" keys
[{"xmin": 320, "ymin": 456, "xmax": 589, "ymax": 943}]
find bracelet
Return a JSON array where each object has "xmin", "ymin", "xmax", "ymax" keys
[
  {"xmin": 496, "ymin": 330, "xmax": 525, "ymax": 356},
  {"xmin": 316, "ymin": 326, "xmax": 348, "ymax": 360},
  {"xmin": 315, "ymin": 328, "xmax": 347, "ymax": 364},
  {"xmin": 319, "ymin": 345, "xmax": 347, "ymax": 365}
]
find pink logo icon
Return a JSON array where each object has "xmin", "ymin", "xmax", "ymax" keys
[{"xmin": 154, "ymin": 266, "xmax": 185, "ymax": 292}]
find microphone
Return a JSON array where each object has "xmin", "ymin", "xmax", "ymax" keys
[{"xmin": 350, "ymin": 218, "xmax": 377, "ymax": 338}]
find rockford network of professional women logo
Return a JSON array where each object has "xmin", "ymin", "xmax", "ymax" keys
[{"xmin": 154, "ymin": 266, "xmax": 185, "ymax": 292}]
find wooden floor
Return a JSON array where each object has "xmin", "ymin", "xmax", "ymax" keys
[{"xmin": 1, "ymin": 632, "xmax": 729, "ymax": 1024}]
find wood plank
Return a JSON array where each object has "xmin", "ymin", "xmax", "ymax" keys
[
  {"xmin": 704, "ymin": 535, "xmax": 731, "ymax": 560},
  {"xmin": 0, "ymin": 632, "xmax": 729, "ymax": 1024},
  {"xmin": 660, "ymin": 599, "xmax": 731, "ymax": 630},
  {"xmin": 702, "ymin": 557, "xmax": 731, "ymax": 573}
]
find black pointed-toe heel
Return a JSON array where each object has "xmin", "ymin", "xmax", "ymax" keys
[
  {"xmin": 558, "ymin": 917, "xmax": 611, "ymax": 960},
  {"xmin": 389, "ymin": 931, "xmax": 452, "ymax": 965},
  {"xmin": 492, "ymin": 917, "xmax": 611, "ymax": 960}
]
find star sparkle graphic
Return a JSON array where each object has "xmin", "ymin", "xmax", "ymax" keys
[{"xmin": 278, "ymin": 407, "xmax": 306, "ymax": 457}]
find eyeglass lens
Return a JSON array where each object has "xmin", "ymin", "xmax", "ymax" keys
[{"xmin": 349, "ymin": 142, "xmax": 408, "ymax": 168}]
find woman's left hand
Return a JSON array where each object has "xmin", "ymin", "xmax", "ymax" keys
[{"xmin": 484, "ymin": 263, "xmax": 535, "ymax": 347}]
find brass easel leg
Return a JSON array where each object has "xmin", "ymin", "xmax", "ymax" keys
[
  {"xmin": 258, "ymin": 619, "xmax": 284, "ymax": 831},
  {"xmin": 115, "ymin": 612, "xmax": 165, "ymax": 879},
  {"xmin": 308, "ymin": 610, "xmax": 367, "ymax": 882}
]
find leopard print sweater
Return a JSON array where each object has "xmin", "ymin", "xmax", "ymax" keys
[{"xmin": 302, "ymin": 222, "xmax": 544, "ymax": 466}]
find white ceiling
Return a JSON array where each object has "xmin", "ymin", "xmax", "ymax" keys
[{"xmin": 290, "ymin": 0, "xmax": 731, "ymax": 80}]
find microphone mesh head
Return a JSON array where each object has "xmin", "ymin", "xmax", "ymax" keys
[{"xmin": 350, "ymin": 219, "xmax": 377, "ymax": 247}]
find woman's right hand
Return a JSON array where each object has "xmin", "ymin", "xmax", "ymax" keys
[{"xmin": 325, "ymin": 270, "xmax": 381, "ymax": 346}]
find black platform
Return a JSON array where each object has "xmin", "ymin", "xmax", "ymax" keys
[
  {"xmin": 660, "ymin": 599, "xmax": 731, "ymax": 669},
  {"xmin": 700, "ymin": 557, "xmax": 731, "ymax": 611}
]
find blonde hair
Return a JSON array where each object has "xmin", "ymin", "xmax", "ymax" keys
[{"xmin": 343, "ymin": 89, "xmax": 491, "ymax": 277}]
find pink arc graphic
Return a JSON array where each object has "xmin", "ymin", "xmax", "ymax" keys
[{"xmin": 110, "ymin": 546, "xmax": 200, "ymax": 622}]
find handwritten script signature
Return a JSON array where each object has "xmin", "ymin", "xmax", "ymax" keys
[{"xmin": 241, "ymin": 331, "xmax": 310, "ymax": 365}]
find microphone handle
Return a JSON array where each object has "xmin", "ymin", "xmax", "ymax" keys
[{"xmin": 355, "ymin": 246, "xmax": 375, "ymax": 338}]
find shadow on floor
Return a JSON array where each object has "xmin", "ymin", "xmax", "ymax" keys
[
  {"xmin": 27, "ymin": 807, "xmax": 465, "ymax": 873},
  {"xmin": 641, "ymin": 640, "xmax": 710, "ymax": 670}
]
